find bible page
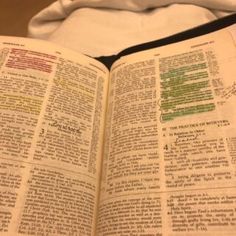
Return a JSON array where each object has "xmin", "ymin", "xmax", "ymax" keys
[
  {"xmin": 97, "ymin": 24, "xmax": 236, "ymax": 235},
  {"xmin": 0, "ymin": 36, "xmax": 109, "ymax": 235}
]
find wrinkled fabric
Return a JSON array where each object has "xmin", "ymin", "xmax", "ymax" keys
[{"xmin": 28, "ymin": 0, "xmax": 236, "ymax": 57}]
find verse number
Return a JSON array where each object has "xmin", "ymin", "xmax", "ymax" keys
[{"xmin": 164, "ymin": 144, "xmax": 168, "ymax": 150}]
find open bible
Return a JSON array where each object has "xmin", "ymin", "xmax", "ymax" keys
[{"xmin": 0, "ymin": 14, "xmax": 236, "ymax": 235}]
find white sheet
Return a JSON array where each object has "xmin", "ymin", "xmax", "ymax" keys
[{"xmin": 28, "ymin": 0, "xmax": 236, "ymax": 57}]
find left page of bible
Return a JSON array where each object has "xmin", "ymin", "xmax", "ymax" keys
[{"xmin": 0, "ymin": 36, "xmax": 109, "ymax": 236}]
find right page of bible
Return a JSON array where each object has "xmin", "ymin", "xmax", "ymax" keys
[{"xmin": 97, "ymin": 24, "xmax": 236, "ymax": 235}]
